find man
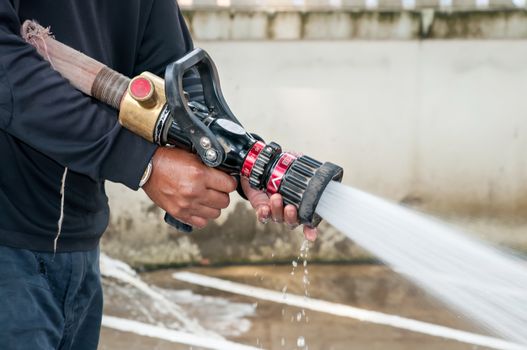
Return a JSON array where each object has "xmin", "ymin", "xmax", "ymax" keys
[{"xmin": 0, "ymin": 0, "xmax": 315, "ymax": 349}]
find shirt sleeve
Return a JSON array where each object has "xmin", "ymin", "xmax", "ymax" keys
[
  {"xmin": 134, "ymin": 0, "xmax": 193, "ymax": 76},
  {"xmin": 134, "ymin": 0, "xmax": 204, "ymax": 103},
  {"xmin": 0, "ymin": 0, "xmax": 157, "ymax": 190}
]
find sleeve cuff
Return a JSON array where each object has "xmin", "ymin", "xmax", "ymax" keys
[{"xmin": 101, "ymin": 126, "xmax": 158, "ymax": 190}]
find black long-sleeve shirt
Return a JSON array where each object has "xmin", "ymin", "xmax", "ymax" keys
[{"xmin": 0, "ymin": 0, "xmax": 194, "ymax": 251}]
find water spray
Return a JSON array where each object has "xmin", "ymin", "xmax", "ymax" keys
[{"xmin": 22, "ymin": 21, "xmax": 343, "ymax": 232}]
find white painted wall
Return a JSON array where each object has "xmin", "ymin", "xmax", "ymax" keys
[{"xmin": 195, "ymin": 40, "xmax": 527, "ymax": 212}]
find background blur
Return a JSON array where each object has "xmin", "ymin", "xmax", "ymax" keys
[{"xmin": 100, "ymin": 1, "xmax": 527, "ymax": 349}]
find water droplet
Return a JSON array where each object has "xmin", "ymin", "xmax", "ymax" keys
[
  {"xmin": 303, "ymin": 275, "xmax": 310, "ymax": 285},
  {"xmin": 296, "ymin": 312, "xmax": 302, "ymax": 321},
  {"xmin": 292, "ymin": 260, "xmax": 298, "ymax": 267},
  {"xmin": 291, "ymin": 271, "xmax": 295, "ymax": 276},
  {"xmin": 297, "ymin": 336, "xmax": 305, "ymax": 347},
  {"xmin": 282, "ymin": 286, "xmax": 287, "ymax": 293},
  {"xmin": 303, "ymin": 260, "xmax": 307, "ymax": 267},
  {"xmin": 281, "ymin": 337, "xmax": 286, "ymax": 346}
]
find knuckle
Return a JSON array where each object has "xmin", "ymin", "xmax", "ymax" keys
[
  {"xmin": 168, "ymin": 207, "xmax": 184, "ymax": 219},
  {"xmin": 161, "ymin": 186, "xmax": 176, "ymax": 197},
  {"xmin": 214, "ymin": 194, "xmax": 230, "ymax": 209},
  {"xmin": 270, "ymin": 193, "xmax": 282, "ymax": 203},
  {"xmin": 192, "ymin": 218, "xmax": 207, "ymax": 229},
  {"xmin": 177, "ymin": 199, "xmax": 191, "ymax": 210},
  {"xmin": 178, "ymin": 183, "xmax": 197, "ymax": 198},
  {"xmin": 228, "ymin": 178, "xmax": 237, "ymax": 192},
  {"xmin": 189, "ymin": 166, "xmax": 205, "ymax": 180}
]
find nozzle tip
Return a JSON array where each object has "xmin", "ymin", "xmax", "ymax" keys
[{"xmin": 298, "ymin": 162, "xmax": 343, "ymax": 228}]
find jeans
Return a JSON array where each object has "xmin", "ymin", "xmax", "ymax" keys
[{"xmin": 0, "ymin": 245, "xmax": 102, "ymax": 350}]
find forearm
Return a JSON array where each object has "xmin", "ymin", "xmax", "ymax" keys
[{"xmin": 0, "ymin": 1, "xmax": 156, "ymax": 189}]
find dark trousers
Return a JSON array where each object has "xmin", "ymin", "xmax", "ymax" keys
[{"xmin": 0, "ymin": 245, "xmax": 103, "ymax": 350}]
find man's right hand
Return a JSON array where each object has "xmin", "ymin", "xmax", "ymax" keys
[{"xmin": 142, "ymin": 147, "xmax": 237, "ymax": 229}]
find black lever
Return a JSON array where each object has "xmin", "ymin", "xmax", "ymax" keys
[
  {"xmin": 164, "ymin": 214, "xmax": 193, "ymax": 233},
  {"xmin": 165, "ymin": 48, "xmax": 231, "ymax": 167}
]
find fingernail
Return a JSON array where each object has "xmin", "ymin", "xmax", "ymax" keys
[
  {"xmin": 307, "ymin": 229, "xmax": 318, "ymax": 241},
  {"xmin": 258, "ymin": 207, "xmax": 270, "ymax": 224},
  {"xmin": 259, "ymin": 212, "xmax": 269, "ymax": 224}
]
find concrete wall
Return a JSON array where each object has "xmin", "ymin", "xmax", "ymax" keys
[
  {"xmin": 179, "ymin": 0, "xmax": 525, "ymax": 11},
  {"xmin": 102, "ymin": 40, "xmax": 527, "ymax": 267},
  {"xmin": 183, "ymin": 10, "xmax": 527, "ymax": 40}
]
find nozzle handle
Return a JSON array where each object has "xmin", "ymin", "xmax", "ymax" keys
[
  {"xmin": 164, "ymin": 213, "xmax": 193, "ymax": 233},
  {"xmin": 164, "ymin": 48, "xmax": 243, "ymax": 167},
  {"xmin": 165, "ymin": 50, "xmax": 223, "ymax": 167}
]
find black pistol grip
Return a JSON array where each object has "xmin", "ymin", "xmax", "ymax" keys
[{"xmin": 164, "ymin": 213, "xmax": 193, "ymax": 233}]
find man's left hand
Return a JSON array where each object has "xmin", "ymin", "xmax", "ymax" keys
[{"xmin": 241, "ymin": 178, "xmax": 317, "ymax": 241}]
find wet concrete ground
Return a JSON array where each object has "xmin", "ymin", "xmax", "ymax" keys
[{"xmin": 99, "ymin": 263, "xmax": 496, "ymax": 350}]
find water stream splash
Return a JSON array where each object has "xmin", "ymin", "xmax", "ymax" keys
[
  {"xmin": 100, "ymin": 254, "xmax": 255, "ymax": 338},
  {"xmin": 100, "ymin": 253, "xmax": 213, "ymax": 336},
  {"xmin": 316, "ymin": 181, "xmax": 527, "ymax": 345}
]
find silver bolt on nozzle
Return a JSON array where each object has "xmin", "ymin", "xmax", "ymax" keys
[
  {"xmin": 205, "ymin": 149, "xmax": 218, "ymax": 162},
  {"xmin": 200, "ymin": 137, "xmax": 211, "ymax": 149}
]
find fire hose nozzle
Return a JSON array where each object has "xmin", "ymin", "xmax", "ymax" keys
[
  {"xmin": 291, "ymin": 159, "xmax": 344, "ymax": 228},
  {"xmin": 240, "ymin": 140, "xmax": 343, "ymax": 228}
]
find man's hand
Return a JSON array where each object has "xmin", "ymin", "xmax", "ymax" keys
[
  {"xmin": 241, "ymin": 178, "xmax": 318, "ymax": 241},
  {"xmin": 142, "ymin": 147, "xmax": 237, "ymax": 229}
]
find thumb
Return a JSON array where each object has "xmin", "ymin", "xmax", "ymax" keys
[
  {"xmin": 241, "ymin": 178, "xmax": 268, "ymax": 208},
  {"xmin": 241, "ymin": 178, "xmax": 271, "ymax": 223}
]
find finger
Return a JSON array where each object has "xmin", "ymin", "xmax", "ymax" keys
[
  {"xmin": 284, "ymin": 204, "xmax": 299, "ymax": 229},
  {"xmin": 200, "ymin": 190, "xmax": 230, "ymax": 209},
  {"xmin": 205, "ymin": 169, "xmax": 237, "ymax": 193},
  {"xmin": 189, "ymin": 216, "xmax": 208, "ymax": 229},
  {"xmin": 241, "ymin": 178, "xmax": 269, "ymax": 207},
  {"xmin": 191, "ymin": 205, "xmax": 221, "ymax": 220},
  {"xmin": 270, "ymin": 193, "xmax": 284, "ymax": 223},
  {"xmin": 164, "ymin": 210, "xmax": 199, "ymax": 229},
  {"xmin": 303, "ymin": 226, "xmax": 318, "ymax": 241},
  {"xmin": 240, "ymin": 178, "xmax": 271, "ymax": 223},
  {"xmin": 247, "ymin": 190, "xmax": 270, "ymax": 210},
  {"xmin": 256, "ymin": 205, "xmax": 271, "ymax": 224}
]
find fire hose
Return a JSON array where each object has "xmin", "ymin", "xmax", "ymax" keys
[{"xmin": 22, "ymin": 20, "xmax": 343, "ymax": 232}]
